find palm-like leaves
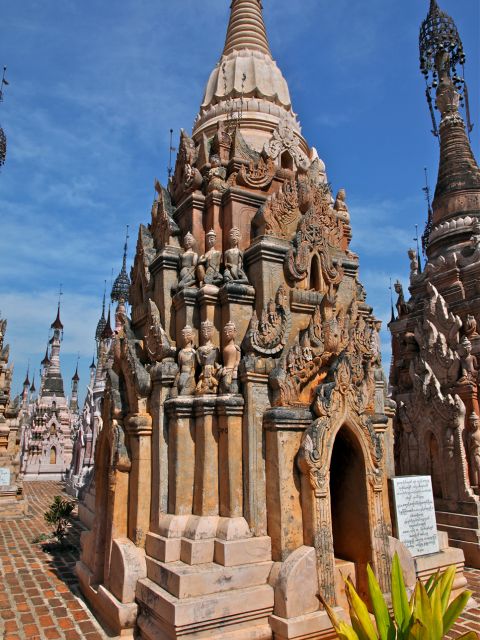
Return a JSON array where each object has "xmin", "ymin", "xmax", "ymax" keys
[
  {"xmin": 44, "ymin": 495, "xmax": 74, "ymax": 542},
  {"xmin": 321, "ymin": 553, "xmax": 475, "ymax": 640}
]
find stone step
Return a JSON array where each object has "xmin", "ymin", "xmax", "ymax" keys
[
  {"xmin": 437, "ymin": 522, "xmax": 480, "ymax": 544},
  {"xmin": 436, "ymin": 509, "xmax": 480, "ymax": 529},
  {"xmin": 136, "ymin": 577, "xmax": 274, "ymax": 636},
  {"xmin": 145, "ymin": 555, "xmax": 273, "ymax": 599}
]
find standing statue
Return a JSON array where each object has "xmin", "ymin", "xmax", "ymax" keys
[
  {"xmin": 223, "ymin": 227, "xmax": 249, "ymax": 284},
  {"xmin": 408, "ymin": 248, "xmax": 419, "ymax": 278},
  {"xmin": 197, "ymin": 229, "xmax": 223, "ymax": 287},
  {"xmin": 468, "ymin": 413, "xmax": 480, "ymax": 487},
  {"xmin": 206, "ymin": 155, "xmax": 228, "ymax": 194},
  {"xmin": 458, "ymin": 336, "xmax": 478, "ymax": 384},
  {"xmin": 173, "ymin": 326, "xmax": 197, "ymax": 396},
  {"xmin": 219, "ymin": 322, "xmax": 241, "ymax": 394},
  {"xmin": 196, "ymin": 320, "xmax": 220, "ymax": 395},
  {"xmin": 177, "ymin": 232, "xmax": 198, "ymax": 290}
]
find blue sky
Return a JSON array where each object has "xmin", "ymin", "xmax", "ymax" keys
[{"xmin": 0, "ymin": 0, "xmax": 479, "ymax": 401}]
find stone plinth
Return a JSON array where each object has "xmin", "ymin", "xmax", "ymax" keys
[{"xmin": 165, "ymin": 398, "xmax": 195, "ymax": 516}]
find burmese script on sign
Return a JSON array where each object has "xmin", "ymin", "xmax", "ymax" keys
[
  {"xmin": 0, "ymin": 467, "xmax": 11, "ymax": 486},
  {"xmin": 391, "ymin": 476, "xmax": 439, "ymax": 556}
]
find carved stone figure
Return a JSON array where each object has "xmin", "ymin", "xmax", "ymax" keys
[
  {"xmin": 464, "ymin": 314, "xmax": 478, "ymax": 339},
  {"xmin": 394, "ymin": 281, "xmax": 410, "ymax": 318},
  {"xmin": 196, "ymin": 320, "xmax": 220, "ymax": 395},
  {"xmin": 468, "ymin": 413, "xmax": 480, "ymax": 487},
  {"xmin": 408, "ymin": 248, "xmax": 419, "ymax": 278},
  {"xmin": 173, "ymin": 326, "xmax": 197, "ymax": 396},
  {"xmin": 333, "ymin": 189, "xmax": 350, "ymax": 223},
  {"xmin": 196, "ymin": 229, "xmax": 223, "ymax": 287},
  {"xmin": 223, "ymin": 227, "xmax": 249, "ymax": 284},
  {"xmin": 177, "ymin": 232, "xmax": 198, "ymax": 290},
  {"xmin": 458, "ymin": 336, "xmax": 477, "ymax": 384},
  {"xmin": 219, "ymin": 322, "xmax": 241, "ymax": 394},
  {"xmin": 206, "ymin": 155, "xmax": 228, "ymax": 193}
]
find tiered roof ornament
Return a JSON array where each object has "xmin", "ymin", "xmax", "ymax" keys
[
  {"xmin": 0, "ymin": 66, "xmax": 9, "ymax": 170},
  {"xmin": 111, "ymin": 227, "xmax": 131, "ymax": 304},
  {"xmin": 95, "ymin": 283, "xmax": 107, "ymax": 343}
]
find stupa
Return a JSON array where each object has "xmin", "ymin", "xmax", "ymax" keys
[
  {"xmin": 389, "ymin": 0, "xmax": 480, "ymax": 567},
  {"xmin": 77, "ymin": 2, "xmax": 468, "ymax": 638}
]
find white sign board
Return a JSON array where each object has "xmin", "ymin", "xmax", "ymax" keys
[
  {"xmin": 0, "ymin": 468, "xmax": 11, "ymax": 486},
  {"xmin": 391, "ymin": 476, "xmax": 439, "ymax": 557}
]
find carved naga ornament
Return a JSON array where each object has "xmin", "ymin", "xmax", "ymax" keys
[
  {"xmin": 144, "ymin": 299, "xmax": 176, "ymax": 362},
  {"xmin": 244, "ymin": 284, "xmax": 291, "ymax": 356}
]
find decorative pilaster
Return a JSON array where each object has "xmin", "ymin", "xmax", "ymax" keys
[
  {"xmin": 125, "ymin": 413, "xmax": 152, "ymax": 548},
  {"xmin": 165, "ymin": 397, "xmax": 195, "ymax": 515},
  {"xmin": 193, "ymin": 397, "xmax": 219, "ymax": 516},
  {"xmin": 216, "ymin": 395, "xmax": 244, "ymax": 518}
]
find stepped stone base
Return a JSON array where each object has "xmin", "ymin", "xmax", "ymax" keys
[
  {"xmin": 436, "ymin": 505, "xmax": 480, "ymax": 568},
  {"xmin": 0, "ymin": 486, "xmax": 28, "ymax": 519},
  {"xmin": 269, "ymin": 609, "xmax": 346, "ymax": 640}
]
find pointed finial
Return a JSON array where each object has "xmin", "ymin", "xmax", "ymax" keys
[
  {"xmin": 23, "ymin": 363, "xmax": 30, "ymax": 387},
  {"xmin": 414, "ymin": 224, "xmax": 422, "ymax": 273},
  {"xmin": 223, "ymin": 0, "xmax": 271, "ymax": 57},
  {"xmin": 389, "ymin": 278, "xmax": 396, "ymax": 323}
]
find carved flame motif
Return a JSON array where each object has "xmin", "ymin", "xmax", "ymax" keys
[
  {"xmin": 260, "ymin": 178, "xmax": 300, "ymax": 239},
  {"xmin": 151, "ymin": 182, "xmax": 179, "ymax": 249},
  {"xmin": 244, "ymin": 284, "xmax": 291, "ymax": 356},
  {"xmin": 144, "ymin": 300, "xmax": 176, "ymax": 363}
]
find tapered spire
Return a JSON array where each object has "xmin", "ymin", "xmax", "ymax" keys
[{"xmin": 223, "ymin": 0, "xmax": 271, "ymax": 57}]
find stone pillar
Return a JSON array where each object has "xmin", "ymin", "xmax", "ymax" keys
[
  {"xmin": 150, "ymin": 247, "xmax": 181, "ymax": 340},
  {"xmin": 263, "ymin": 407, "xmax": 309, "ymax": 561},
  {"xmin": 174, "ymin": 192, "xmax": 206, "ymax": 249},
  {"xmin": 241, "ymin": 370, "xmax": 270, "ymax": 536},
  {"xmin": 193, "ymin": 397, "xmax": 219, "ymax": 516},
  {"xmin": 244, "ymin": 237, "xmax": 289, "ymax": 314},
  {"xmin": 165, "ymin": 397, "xmax": 195, "ymax": 515},
  {"xmin": 125, "ymin": 413, "xmax": 152, "ymax": 548},
  {"xmin": 205, "ymin": 191, "xmax": 223, "ymax": 244},
  {"xmin": 149, "ymin": 362, "xmax": 178, "ymax": 531},
  {"xmin": 219, "ymin": 283, "xmax": 255, "ymax": 346},
  {"xmin": 172, "ymin": 288, "xmax": 199, "ymax": 344},
  {"xmin": 217, "ymin": 395, "xmax": 244, "ymax": 518}
]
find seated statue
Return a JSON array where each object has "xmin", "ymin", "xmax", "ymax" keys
[
  {"xmin": 458, "ymin": 336, "xmax": 478, "ymax": 384},
  {"xmin": 196, "ymin": 320, "xmax": 220, "ymax": 395},
  {"xmin": 197, "ymin": 229, "xmax": 223, "ymax": 287},
  {"xmin": 177, "ymin": 232, "xmax": 198, "ymax": 290},
  {"xmin": 223, "ymin": 227, "xmax": 249, "ymax": 285},
  {"xmin": 219, "ymin": 322, "xmax": 241, "ymax": 394}
]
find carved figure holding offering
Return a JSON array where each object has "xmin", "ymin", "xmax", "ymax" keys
[
  {"xmin": 223, "ymin": 227, "xmax": 249, "ymax": 284},
  {"xmin": 206, "ymin": 154, "xmax": 228, "ymax": 194},
  {"xmin": 219, "ymin": 321, "xmax": 241, "ymax": 394},
  {"xmin": 177, "ymin": 232, "xmax": 198, "ymax": 290},
  {"xmin": 197, "ymin": 229, "xmax": 223, "ymax": 287},
  {"xmin": 408, "ymin": 248, "xmax": 419, "ymax": 278},
  {"xmin": 173, "ymin": 326, "xmax": 197, "ymax": 396},
  {"xmin": 196, "ymin": 320, "xmax": 220, "ymax": 395},
  {"xmin": 394, "ymin": 280, "xmax": 410, "ymax": 318},
  {"xmin": 464, "ymin": 314, "xmax": 478, "ymax": 339},
  {"xmin": 468, "ymin": 413, "xmax": 480, "ymax": 487},
  {"xmin": 458, "ymin": 336, "xmax": 478, "ymax": 384}
]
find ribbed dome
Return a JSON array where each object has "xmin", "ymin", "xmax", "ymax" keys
[
  {"xmin": 223, "ymin": 0, "xmax": 271, "ymax": 56},
  {"xmin": 201, "ymin": 49, "xmax": 292, "ymax": 111}
]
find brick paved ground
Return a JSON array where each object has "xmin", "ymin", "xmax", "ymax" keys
[{"xmin": 0, "ymin": 481, "xmax": 478, "ymax": 639}]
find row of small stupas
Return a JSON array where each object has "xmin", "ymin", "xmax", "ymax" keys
[
  {"xmin": 389, "ymin": 0, "xmax": 480, "ymax": 567},
  {"xmin": 75, "ymin": 1, "xmax": 472, "ymax": 639}
]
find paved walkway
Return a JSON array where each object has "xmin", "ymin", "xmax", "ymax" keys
[{"xmin": 0, "ymin": 482, "xmax": 479, "ymax": 639}]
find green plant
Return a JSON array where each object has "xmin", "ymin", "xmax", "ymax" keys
[
  {"xmin": 44, "ymin": 495, "xmax": 75, "ymax": 543},
  {"xmin": 321, "ymin": 553, "xmax": 475, "ymax": 640}
]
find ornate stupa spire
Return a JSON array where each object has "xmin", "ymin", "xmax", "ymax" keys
[
  {"xmin": 194, "ymin": 0, "xmax": 302, "ymax": 151},
  {"xmin": 419, "ymin": 0, "xmax": 480, "ymax": 257},
  {"xmin": 222, "ymin": 0, "xmax": 271, "ymax": 56},
  {"xmin": 111, "ymin": 227, "xmax": 131, "ymax": 305},
  {"xmin": 95, "ymin": 282, "xmax": 107, "ymax": 349},
  {"xmin": 43, "ymin": 302, "xmax": 66, "ymax": 398},
  {"xmin": 70, "ymin": 362, "xmax": 80, "ymax": 412}
]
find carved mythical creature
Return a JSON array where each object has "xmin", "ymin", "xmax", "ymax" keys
[
  {"xmin": 394, "ymin": 281, "xmax": 410, "ymax": 318},
  {"xmin": 173, "ymin": 326, "xmax": 197, "ymax": 396},
  {"xmin": 171, "ymin": 130, "xmax": 202, "ymax": 200},
  {"xmin": 223, "ymin": 227, "xmax": 249, "ymax": 284},
  {"xmin": 144, "ymin": 300, "xmax": 176, "ymax": 362},
  {"xmin": 245, "ymin": 284, "xmax": 291, "ymax": 356},
  {"xmin": 263, "ymin": 116, "xmax": 309, "ymax": 170},
  {"xmin": 177, "ymin": 232, "xmax": 198, "ymax": 290},
  {"xmin": 196, "ymin": 320, "xmax": 220, "ymax": 395},
  {"xmin": 0, "ymin": 319, "xmax": 5, "ymax": 352},
  {"xmin": 219, "ymin": 322, "xmax": 241, "ymax": 394},
  {"xmin": 197, "ymin": 229, "xmax": 223, "ymax": 287},
  {"xmin": 256, "ymin": 178, "xmax": 300, "ymax": 239},
  {"xmin": 464, "ymin": 314, "xmax": 478, "ymax": 339}
]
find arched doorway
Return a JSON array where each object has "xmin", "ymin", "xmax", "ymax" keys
[
  {"xmin": 426, "ymin": 432, "xmax": 443, "ymax": 499},
  {"xmin": 310, "ymin": 254, "xmax": 322, "ymax": 291},
  {"xmin": 50, "ymin": 446, "xmax": 57, "ymax": 465},
  {"xmin": 330, "ymin": 426, "xmax": 372, "ymax": 602}
]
